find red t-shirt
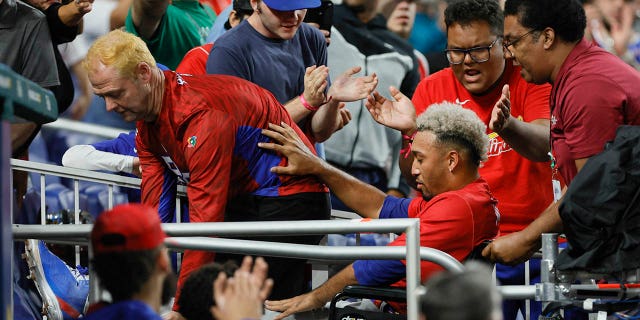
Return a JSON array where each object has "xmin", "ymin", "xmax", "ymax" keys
[
  {"xmin": 412, "ymin": 62, "xmax": 554, "ymax": 235},
  {"xmin": 176, "ymin": 43, "xmax": 213, "ymax": 75},
  {"xmin": 550, "ymin": 39, "xmax": 640, "ymax": 185}
]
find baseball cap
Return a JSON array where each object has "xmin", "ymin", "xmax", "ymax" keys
[
  {"xmin": 233, "ymin": 0, "xmax": 252, "ymax": 11},
  {"xmin": 262, "ymin": 0, "xmax": 320, "ymax": 11},
  {"xmin": 91, "ymin": 204, "xmax": 166, "ymax": 255}
]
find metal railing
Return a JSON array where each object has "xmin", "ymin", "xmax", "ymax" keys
[{"xmin": 13, "ymin": 218, "xmax": 439, "ymax": 320}]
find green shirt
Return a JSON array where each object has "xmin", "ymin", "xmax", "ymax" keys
[{"xmin": 125, "ymin": 0, "xmax": 216, "ymax": 69}]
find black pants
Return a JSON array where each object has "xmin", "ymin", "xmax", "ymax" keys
[{"xmin": 215, "ymin": 192, "xmax": 331, "ymax": 300}]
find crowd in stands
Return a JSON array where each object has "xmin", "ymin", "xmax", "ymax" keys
[{"xmin": 2, "ymin": 0, "xmax": 640, "ymax": 319}]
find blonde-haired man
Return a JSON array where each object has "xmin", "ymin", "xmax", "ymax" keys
[{"xmin": 84, "ymin": 29, "xmax": 335, "ymax": 310}]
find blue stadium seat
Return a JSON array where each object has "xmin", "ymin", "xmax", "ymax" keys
[
  {"xmin": 44, "ymin": 184, "xmax": 88, "ymax": 224},
  {"xmin": 81, "ymin": 184, "xmax": 128, "ymax": 218}
]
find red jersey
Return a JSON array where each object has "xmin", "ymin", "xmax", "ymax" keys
[
  {"xmin": 137, "ymin": 71, "xmax": 327, "ymax": 220},
  {"xmin": 176, "ymin": 43, "xmax": 213, "ymax": 75},
  {"xmin": 412, "ymin": 62, "xmax": 554, "ymax": 235},
  {"xmin": 353, "ymin": 178, "xmax": 499, "ymax": 313},
  {"xmin": 550, "ymin": 39, "xmax": 640, "ymax": 185}
]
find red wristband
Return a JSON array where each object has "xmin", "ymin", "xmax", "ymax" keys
[
  {"xmin": 400, "ymin": 131, "xmax": 417, "ymax": 159},
  {"xmin": 300, "ymin": 94, "xmax": 319, "ymax": 111}
]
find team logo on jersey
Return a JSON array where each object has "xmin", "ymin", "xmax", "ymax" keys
[
  {"xmin": 551, "ymin": 115, "xmax": 557, "ymax": 126},
  {"xmin": 176, "ymin": 74, "xmax": 187, "ymax": 86},
  {"xmin": 187, "ymin": 136, "xmax": 197, "ymax": 148},
  {"xmin": 455, "ymin": 98, "xmax": 471, "ymax": 106}
]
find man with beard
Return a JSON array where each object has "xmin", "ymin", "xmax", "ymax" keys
[
  {"xmin": 261, "ymin": 98, "xmax": 499, "ymax": 318},
  {"xmin": 84, "ymin": 203, "xmax": 177, "ymax": 319}
]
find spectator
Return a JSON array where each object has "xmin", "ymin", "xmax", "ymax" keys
[
  {"xmin": 483, "ymin": 0, "xmax": 640, "ymax": 268},
  {"xmin": 176, "ymin": 0, "xmax": 253, "ymax": 75},
  {"xmin": 83, "ymin": 29, "xmax": 348, "ymax": 308},
  {"xmin": 410, "ymin": 1, "xmax": 553, "ymax": 318},
  {"xmin": 84, "ymin": 203, "xmax": 176, "ymax": 319},
  {"xmin": 421, "ymin": 262, "xmax": 503, "ymax": 320},
  {"xmin": 583, "ymin": 0, "xmax": 640, "ymax": 68},
  {"xmin": 206, "ymin": 0, "xmax": 373, "ymax": 144},
  {"xmin": 124, "ymin": 0, "xmax": 216, "ymax": 69},
  {"xmin": 85, "ymin": 203, "xmax": 272, "ymax": 320},
  {"xmin": 377, "ymin": 0, "xmax": 430, "ymax": 79},
  {"xmin": 323, "ymin": 0, "xmax": 421, "ymax": 208},
  {"xmin": 177, "ymin": 258, "xmax": 274, "ymax": 320},
  {"xmin": 261, "ymin": 100, "xmax": 499, "ymax": 318}
]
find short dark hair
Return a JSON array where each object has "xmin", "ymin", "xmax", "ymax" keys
[
  {"xmin": 177, "ymin": 262, "xmax": 238, "ymax": 320},
  {"xmin": 444, "ymin": 0, "xmax": 503, "ymax": 36},
  {"xmin": 421, "ymin": 262, "xmax": 499, "ymax": 320},
  {"xmin": 504, "ymin": 0, "xmax": 586, "ymax": 43},
  {"xmin": 92, "ymin": 248, "xmax": 161, "ymax": 301}
]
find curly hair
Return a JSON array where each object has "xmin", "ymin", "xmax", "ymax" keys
[
  {"xmin": 416, "ymin": 102, "xmax": 488, "ymax": 166},
  {"xmin": 177, "ymin": 262, "xmax": 238, "ymax": 320},
  {"xmin": 92, "ymin": 247, "xmax": 162, "ymax": 302},
  {"xmin": 444, "ymin": 0, "xmax": 503, "ymax": 36},
  {"xmin": 504, "ymin": 0, "xmax": 586, "ymax": 43}
]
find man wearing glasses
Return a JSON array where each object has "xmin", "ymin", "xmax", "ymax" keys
[
  {"xmin": 410, "ymin": 1, "xmax": 553, "ymax": 319},
  {"xmin": 483, "ymin": 0, "xmax": 640, "ymax": 276}
]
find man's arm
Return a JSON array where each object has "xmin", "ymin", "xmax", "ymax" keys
[
  {"xmin": 265, "ymin": 263, "xmax": 359, "ymax": 320},
  {"xmin": 489, "ymin": 84, "xmax": 550, "ymax": 162},
  {"xmin": 259, "ymin": 123, "xmax": 386, "ymax": 218},
  {"xmin": 62, "ymin": 145, "xmax": 137, "ymax": 174},
  {"xmin": 482, "ymin": 157, "xmax": 588, "ymax": 264},
  {"xmin": 129, "ymin": 0, "xmax": 170, "ymax": 39}
]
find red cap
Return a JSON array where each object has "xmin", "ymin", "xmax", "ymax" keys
[{"xmin": 91, "ymin": 204, "xmax": 166, "ymax": 255}]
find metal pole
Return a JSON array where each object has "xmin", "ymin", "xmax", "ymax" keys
[{"xmin": 1, "ymin": 121, "xmax": 13, "ymax": 320}]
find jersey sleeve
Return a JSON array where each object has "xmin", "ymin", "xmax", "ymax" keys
[
  {"xmin": 180, "ymin": 109, "xmax": 235, "ymax": 223},
  {"xmin": 379, "ymin": 196, "xmax": 412, "ymax": 219},
  {"xmin": 352, "ymin": 259, "xmax": 407, "ymax": 286},
  {"xmin": 138, "ymin": 130, "xmax": 175, "ymax": 215},
  {"xmin": 62, "ymin": 145, "xmax": 135, "ymax": 174}
]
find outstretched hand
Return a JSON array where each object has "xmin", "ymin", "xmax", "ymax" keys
[
  {"xmin": 365, "ymin": 87, "xmax": 416, "ymax": 133},
  {"xmin": 328, "ymin": 66, "xmax": 378, "ymax": 103},
  {"xmin": 258, "ymin": 122, "xmax": 325, "ymax": 176},
  {"xmin": 265, "ymin": 292, "xmax": 325, "ymax": 320},
  {"xmin": 210, "ymin": 256, "xmax": 274, "ymax": 320},
  {"xmin": 489, "ymin": 84, "xmax": 511, "ymax": 132}
]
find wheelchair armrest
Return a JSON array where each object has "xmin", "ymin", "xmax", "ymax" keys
[{"xmin": 338, "ymin": 285, "xmax": 407, "ymax": 302}]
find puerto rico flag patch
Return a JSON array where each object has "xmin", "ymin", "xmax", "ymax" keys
[{"xmin": 187, "ymin": 136, "xmax": 197, "ymax": 148}]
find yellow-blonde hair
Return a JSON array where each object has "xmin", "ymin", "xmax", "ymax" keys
[{"xmin": 83, "ymin": 29, "xmax": 157, "ymax": 79}]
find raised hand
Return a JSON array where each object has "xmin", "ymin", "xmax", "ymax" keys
[
  {"xmin": 210, "ymin": 256, "xmax": 274, "ymax": 320},
  {"xmin": 489, "ymin": 84, "xmax": 511, "ymax": 132},
  {"xmin": 303, "ymin": 65, "xmax": 330, "ymax": 107},
  {"xmin": 364, "ymin": 86, "xmax": 416, "ymax": 133},
  {"xmin": 328, "ymin": 66, "xmax": 378, "ymax": 103}
]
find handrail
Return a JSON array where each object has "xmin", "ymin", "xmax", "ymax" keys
[
  {"xmin": 14, "ymin": 218, "xmax": 425, "ymax": 320},
  {"xmin": 42, "ymin": 118, "xmax": 126, "ymax": 139},
  {"xmin": 14, "ymin": 219, "xmax": 419, "ymax": 238}
]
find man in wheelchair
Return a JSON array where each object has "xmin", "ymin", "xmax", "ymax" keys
[{"xmin": 260, "ymin": 97, "xmax": 500, "ymax": 318}]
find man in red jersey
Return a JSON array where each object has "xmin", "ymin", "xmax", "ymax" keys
[
  {"xmin": 83, "ymin": 29, "xmax": 376, "ymax": 308},
  {"xmin": 262, "ymin": 101, "xmax": 498, "ymax": 318},
  {"xmin": 410, "ymin": 1, "xmax": 553, "ymax": 319}
]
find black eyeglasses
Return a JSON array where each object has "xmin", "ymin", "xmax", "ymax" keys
[
  {"xmin": 502, "ymin": 29, "xmax": 537, "ymax": 57},
  {"xmin": 444, "ymin": 38, "xmax": 501, "ymax": 65}
]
